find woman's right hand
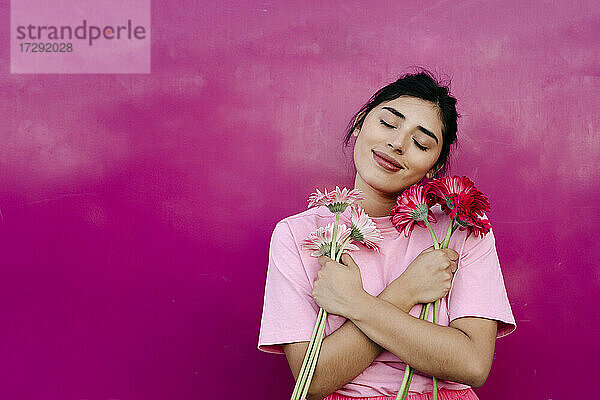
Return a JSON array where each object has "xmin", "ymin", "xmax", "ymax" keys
[{"xmin": 398, "ymin": 246, "xmax": 459, "ymax": 306}]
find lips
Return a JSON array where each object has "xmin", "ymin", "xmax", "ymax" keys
[{"xmin": 372, "ymin": 150, "xmax": 403, "ymax": 171}]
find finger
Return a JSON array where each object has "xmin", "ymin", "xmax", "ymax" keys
[
  {"xmin": 422, "ymin": 245, "xmax": 436, "ymax": 253},
  {"xmin": 441, "ymin": 248, "xmax": 459, "ymax": 261},
  {"xmin": 318, "ymin": 255, "xmax": 332, "ymax": 266},
  {"xmin": 340, "ymin": 253, "xmax": 357, "ymax": 268},
  {"xmin": 449, "ymin": 260, "xmax": 458, "ymax": 274}
]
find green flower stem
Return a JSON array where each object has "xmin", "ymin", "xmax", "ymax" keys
[
  {"xmin": 398, "ymin": 305, "xmax": 429, "ymax": 399},
  {"xmin": 330, "ymin": 213, "xmax": 340, "ymax": 260},
  {"xmin": 396, "ymin": 364, "xmax": 412, "ymax": 400},
  {"xmin": 335, "ymin": 236, "xmax": 353, "ymax": 262},
  {"xmin": 431, "ymin": 218, "xmax": 455, "ymax": 400},
  {"xmin": 396, "ymin": 303, "xmax": 430, "ymax": 399},
  {"xmin": 293, "ymin": 308, "xmax": 328, "ymax": 399},
  {"xmin": 423, "ymin": 219, "xmax": 440, "ymax": 250},
  {"xmin": 423, "ymin": 302, "xmax": 431, "ymax": 320},
  {"xmin": 441, "ymin": 216, "xmax": 456, "ymax": 249},
  {"xmin": 291, "ymin": 307, "xmax": 326, "ymax": 399},
  {"xmin": 299, "ymin": 308, "xmax": 328, "ymax": 400},
  {"xmin": 432, "ymin": 298, "xmax": 441, "ymax": 400},
  {"xmin": 403, "ymin": 368, "xmax": 415, "ymax": 399},
  {"xmin": 451, "ymin": 221, "xmax": 459, "ymax": 235}
]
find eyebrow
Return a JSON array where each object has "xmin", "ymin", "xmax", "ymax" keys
[{"xmin": 381, "ymin": 106, "xmax": 439, "ymax": 144}]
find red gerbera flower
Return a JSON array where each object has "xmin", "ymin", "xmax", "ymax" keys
[
  {"xmin": 456, "ymin": 210, "xmax": 492, "ymax": 238},
  {"xmin": 427, "ymin": 176, "xmax": 491, "ymax": 238},
  {"xmin": 390, "ymin": 184, "xmax": 437, "ymax": 237},
  {"xmin": 427, "ymin": 176, "xmax": 489, "ymax": 220}
]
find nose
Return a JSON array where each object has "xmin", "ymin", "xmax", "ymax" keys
[
  {"xmin": 387, "ymin": 142, "xmax": 401, "ymax": 154},
  {"xmin": 387, "ymin": 134, "xmax": 406, "ymax": 154},
  {"xmin": 387, "ymin": 127, "xmax": 410, "ymax": 154}
]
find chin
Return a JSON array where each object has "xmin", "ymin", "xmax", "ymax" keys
[{"xmin": 359, "ymin": 170, "xmax": 406, "ymax": 195}]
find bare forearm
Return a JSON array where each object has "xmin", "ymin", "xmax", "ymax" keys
[
  {"xmin": 308, "ymin": 281, "xmax": 415, "ymax": 400},
  {"xmin": 307, "ymin": 319, "xmax": 382, "ymax": 400},
  {"xmin": 348, "ymin": 294, "xmax": 483, "ymax": 387}
]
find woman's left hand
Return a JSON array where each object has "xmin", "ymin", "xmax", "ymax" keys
[{"xmin": 312, "ymin": 253, "xmax": 370, "ymax": 318}]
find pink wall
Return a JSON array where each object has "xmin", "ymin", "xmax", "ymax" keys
[{"xmin": 1, "ymin": 1, "xmax": 599, "ymax": 398}]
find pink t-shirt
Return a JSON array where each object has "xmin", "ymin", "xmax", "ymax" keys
[{"xmin": 257, "ymin": 204, "xmax": 516, "ymax": 397}]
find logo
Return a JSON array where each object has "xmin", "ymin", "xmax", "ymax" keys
[{"xmin": 11, "ymin": 0, "xmax": 151, "ymax": 74}]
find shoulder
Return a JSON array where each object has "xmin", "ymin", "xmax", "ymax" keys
[
  {"xmin": 267, "ymin": 208, "xmax": 332, "ymax": 277},
  {"xmin": 273, "ymin": 206, "xmax": 333, "ymax": 234},
  {"xmin": 277, "ymin": 206, "xmax": 332, "ymax": 225},
  {"xmin": 269, "ymin": 206, "xmax": 334, "ymax": 248}
]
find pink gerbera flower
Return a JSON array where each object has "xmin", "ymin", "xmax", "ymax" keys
[
  {"xmin": 301, "ymin": 222, "xmax": 359, "ymax": 257},
  {"xmin": 349, "ymin": 205, "xmax": 383, "ymax": 251},
  {"xmin": 307, "ymin": 186, "xmax": 365, "ymax": 213},
  {"xmin": 390, "ymin": 184, "xmax": 437, "ymax": 237},
  {"xmin": 307, "ymin": 189, "xmax": 330, "ymax": 208}
]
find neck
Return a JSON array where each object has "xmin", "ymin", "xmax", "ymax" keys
[{"xmin": 353, "ymin": 174, "xmax": 399, "ymax": 217}]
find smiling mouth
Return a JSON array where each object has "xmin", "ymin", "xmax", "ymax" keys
[{"xmin": 372, "ymin": 150, "xmax": 403, "ymax": 172}]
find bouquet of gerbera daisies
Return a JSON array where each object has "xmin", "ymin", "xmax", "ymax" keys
[
  {"xmin": 390, "ymin": 176, "xmax": 491, "ymax": 400},
  {"xmin": 290, "ymin": 187, "xmax": 383, "ymax": 400}
]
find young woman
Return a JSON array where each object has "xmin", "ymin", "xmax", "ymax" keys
[{"xmin": 258, "ymin": 70, "xmax": 516, "ymax": 400}]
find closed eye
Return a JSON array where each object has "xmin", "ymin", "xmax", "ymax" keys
[
  {"xmin": 379, "ymin": 120, "xmax": 395, "ymax": 129},
  {"xmin": 413, "ymin": 139, "xmax": 428, "ymax": 151}
]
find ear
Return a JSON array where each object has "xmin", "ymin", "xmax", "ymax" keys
[{"xmin": 352, "ymin": 111, "xmax": 366, "ymax": 137}]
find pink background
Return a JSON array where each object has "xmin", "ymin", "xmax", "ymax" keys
[{"xmin": 1, "ymin": 0, "xmax": 599, "ymax": 399}]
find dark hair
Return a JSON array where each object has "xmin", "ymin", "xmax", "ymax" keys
[{"xmin": 344, "ymin": 68, "xmax": 459, "ymax": 178}]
